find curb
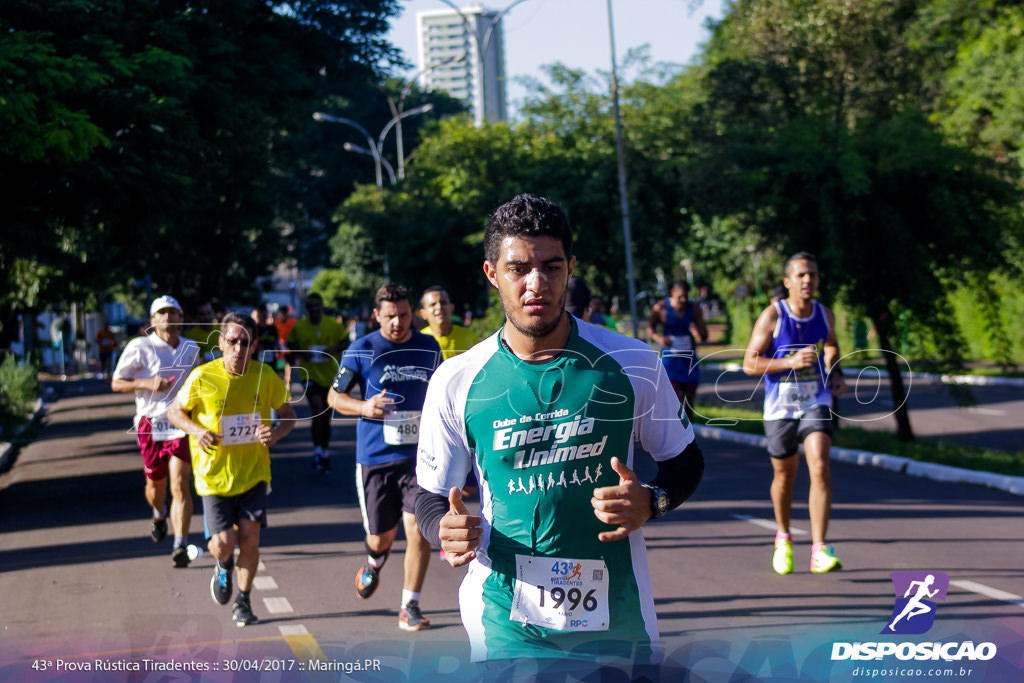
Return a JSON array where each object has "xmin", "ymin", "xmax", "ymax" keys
[
  {"xmin": 0, "ymin": 398, "xmax": 47, "ymax": 479},
  {"xmin": 693, "ymin": 424, "xmax": 1024, "ymax": 497},
  {"xmin": 702, "ymin": 362, "xmax": 1024, "ymax": 388}
]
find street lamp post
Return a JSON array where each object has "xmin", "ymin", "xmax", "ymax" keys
[
  {"xmin": 607, "ymin": 0, "xmax": 640, "ymax": 338},
  {"xmin": 432, "ymin": 0, "xmax": 531, "ymax": 126},
  {"xmin": 313, "ymin": 105, "xmax": 435, "ymax": 282},
  {"xmin": 389, "ymin": 59, "xmax": 463, "ymax": 179},
  {"xmin": 313, "ymin": 105, "xmax": 433, "ymax": 188},
  {"xmin": 312, "ymin": 112, "xmax": 383, "ymax": 187}
]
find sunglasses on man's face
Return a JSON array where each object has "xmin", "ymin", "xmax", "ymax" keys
[{"xmin": 222, "ymin": 336, "xmax": 252, "ymax": 347}]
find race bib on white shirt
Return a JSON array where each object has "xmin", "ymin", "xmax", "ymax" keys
[
  {"xmin": 510, "ymin": 555, "xmax": 610, "ymax": 632},
  {"xmin": 221, "ymin": 413, "xmax": 261, "ymax": 445},
  {"xmin": 383, "ymin": 410, "xmax": 421, "ymax": 445},
  {"xmin": 149, "ymin": 415, "xmax": 184, "ymax": 442},
  {"xmin": 778, "ymin": 381, "xmax": 819, "ymax": 414}
]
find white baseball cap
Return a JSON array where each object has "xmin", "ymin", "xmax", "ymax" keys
[{"xmin": 150, "ymin": 295, "xmax": 183, "ymax": 317}]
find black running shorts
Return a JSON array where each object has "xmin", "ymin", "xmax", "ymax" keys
[
  {"xmin": 202, "ymin": 481, "xmax": 269, "ymax": 536},
  {"xmin": 764, "ymin": 404, "xmax": 833, "ymax": 458},
  {"xmin": 356, "ymin": 459, "xmax": 418, "ymax": 536}
]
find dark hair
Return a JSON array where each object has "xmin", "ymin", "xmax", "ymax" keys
[
  {"xmin": 305, "ymin": 292, "xmax": 323, "ymax": 303},
  {"xmin": 671, "ymin": 280, "xmax": 690, "ymax": 295},
  {"xmin": 420, "ymin": 285, "xmax": 448, "ymax": 304},
  {"xmin": 221, "ymin": 311, "xmax": 257, "ymax": 340},
  {"xmin": 784, "ymin": 252, "xmax": 817, "ymax": 275},
  {"xmin": 484, "ymin": 193, "xmax": 573, "ymax": 264},
  {"xmin": 375, "ymin": 283, "xmax": 410, "ymax": 308},
  {"xmin": 565, "ymin": 277, "xmax": 591, "ymax": 317}
]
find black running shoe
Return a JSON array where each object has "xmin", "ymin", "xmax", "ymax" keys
[
  {"xmin": 211, "ymin": 564, "xmax": 232, "ymax": 605},
  {"xmin": 398, "ymin": 600, "xmax": 431, "ymax": 632},
  {"xmin": 232, "ymin": 596, "xmax": 259, "ymax": 627},
  {"xmin": 320, "ymin": 455, "xmax": 332, "ymax": 472},
  {"xmin": 172, "ymin": 545, "xmax": 189, "ymax": 568},
  {"xmin": 151, "ymin": 517, "xmax": 168, "ymax": 543}
]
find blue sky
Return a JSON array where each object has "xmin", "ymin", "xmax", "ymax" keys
[{"xmin": 385, "ymin": 0, "xmax": 726, "ymax": 116}]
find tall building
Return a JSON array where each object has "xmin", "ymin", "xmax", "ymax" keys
[{"xmin": 416, "ymin": 4, "xmax": 508, "ymax": 125}]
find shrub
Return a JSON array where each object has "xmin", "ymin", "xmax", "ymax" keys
[{"xmin": 0, "ymin": 353, "xmax": 40, "ymax": 418}]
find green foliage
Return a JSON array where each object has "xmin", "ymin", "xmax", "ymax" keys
[
  {"xmin": 948, "ymin": 272, "xmax": 1024, "ymax": 367},
  {"xmin": 0, "ymin": 353, "xmax": 39, "ymax": 418},
  {"xmin": 0, "ymin": 0, "xmax": 401, "ymax": 323}
]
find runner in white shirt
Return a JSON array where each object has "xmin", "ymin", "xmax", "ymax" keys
[{"xmin": 112, "ymin": 295, "xmax": 201, "ymax": 567}]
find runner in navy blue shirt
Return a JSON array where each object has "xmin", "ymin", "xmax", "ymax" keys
[
  {"xmin": 328, "ymin": 283, "xmax": 442, "ymax": 632},
  {"xmin": 646, "ymin": 281, "xmax": 708, "ymax": 420}
]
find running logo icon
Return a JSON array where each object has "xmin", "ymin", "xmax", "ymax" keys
[{"xmin": 882, "ymin": 571, "xmax": 949, "ymax": 635}]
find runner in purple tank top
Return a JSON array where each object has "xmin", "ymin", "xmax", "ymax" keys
[{"xmin": 743, "ymin": 253, "xmax": 848, "ymax": 575}]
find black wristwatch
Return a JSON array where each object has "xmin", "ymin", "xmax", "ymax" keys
[{"xmin": 642, "ymin": 484, "xmax": 670, "ymax": 519}]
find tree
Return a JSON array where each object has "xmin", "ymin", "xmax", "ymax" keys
[
  {"xmin": 689, "ymin": 0, "xmax": 1024, "ymax": 440},
  {"xmin": 0, "ymin": 0, "xmax": 401, "ymax": 345}
]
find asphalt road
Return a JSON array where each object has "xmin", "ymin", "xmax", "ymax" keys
[
  {"xmin": 697, "ymin": 369, "xmax": 1024, "ymax": 453},
  {"xmin": 1, "ymin": 381, "xmax": 1021, "ymax": 682}
]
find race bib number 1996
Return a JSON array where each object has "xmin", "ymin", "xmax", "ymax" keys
[{"xmin": 510, "ymin": 555, "xmax": 610, "ymax": 632}]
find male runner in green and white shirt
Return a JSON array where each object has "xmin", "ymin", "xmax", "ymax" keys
[{"xmin": 415, "ymin": 194, "xmax": 704, "ymax": 669}]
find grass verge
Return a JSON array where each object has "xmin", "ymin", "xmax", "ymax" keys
[{"xmin": 693, "ymin": 402, "xmax": 1024, "ymax": 478}]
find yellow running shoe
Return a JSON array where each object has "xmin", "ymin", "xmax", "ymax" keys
[{"xmin": 773, "ymin": 534, "xmax": 794, "ymax": 575}]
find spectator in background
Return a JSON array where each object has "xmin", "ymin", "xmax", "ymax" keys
[
  {"xmin": 96, "ymin": 319, "xmax": 117, "ymax": 380},
  {"xmin": 251, "ymin": 303, "xmax": 278, "ymax": 367},
  {"xmin": 274, "ymin": 305, "xmax": 296, "ymax": 372},
  {"xmin": 184, "ymin": 301, "xmax": 220, "ymax": 361}
]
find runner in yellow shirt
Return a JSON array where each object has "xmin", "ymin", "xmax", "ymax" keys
[
  {"xmin": 287, "ymin": 292, "xmax": 347, "ymax": 471},
  {"xmin": 419, "ymin": 286, "xmax": 481, "ymax": 361},
  {"xmin": 168, "ymin": 312, "xmax": 296, "ymax": 627}
]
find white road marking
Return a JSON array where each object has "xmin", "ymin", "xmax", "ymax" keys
[
  {"xmin": 733, "ymin": 514, "xmax": 808, "ymax": 535},
  {"xmin": 967, "ymin": 407, "xmax": 1006, "ymax": 416},
  {"xmin": 951, "ymin": 580, "xmax": 1024, "ymax": 608},
  {"xmin": 253, "ymin": 576, "xmax": 279, "ymax": 591},
  {"xmin": 279, "ymin": 624, "xmax": 309, "ymax": 636},
  {"xmin": 263, "ymin": 597, "xmax": 295, "ymax": 614}
]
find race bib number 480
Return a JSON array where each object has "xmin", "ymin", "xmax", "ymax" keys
[
  {"xmin": 221, "ymin": 413, "xmax": 261, "ymax": 445},
  {"xmin": 383, "ymin": 410, "xmax": 421, "ymax": 446},
  {"xmin": 510, "ymin": 555, "xmax": 610, "ymax": 632}
]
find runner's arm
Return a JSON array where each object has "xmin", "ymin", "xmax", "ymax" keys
[
  {"xmin": 648, "ymin": 439, "xmax": 705, "ymax": 514},
  {"xmin": 743, "ymin": 305, "xmax": 802, "ymax": 376},
  {"xmin": 823, "ymin": 307, "xmax": 848, "ymax": 396},
  {"xmin": 645, "ymin": 301, "xmax": 667, "ymax": 346},
  {"xmin": 690, "ymin": 303, "xmax": 709, "ymax": 343},
  {"xmin": 111, "ymin": 376, "xmax": 167, "ymax": 393},
  {"xmin": 414, "ymin": 488, "xmax": 448, "ymax": 547},
  {"xmin": 166, "ymin": 397, "xmax": 219, "ymax": 449}
]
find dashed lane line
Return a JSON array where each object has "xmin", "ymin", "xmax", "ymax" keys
[
  {"xmin": 733, "ymin": 514, "xmax": 808, "ymax": 535},
  {"xmin": 951, "ymin": 580, "xmax": 1024, "ymax": 609}
]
